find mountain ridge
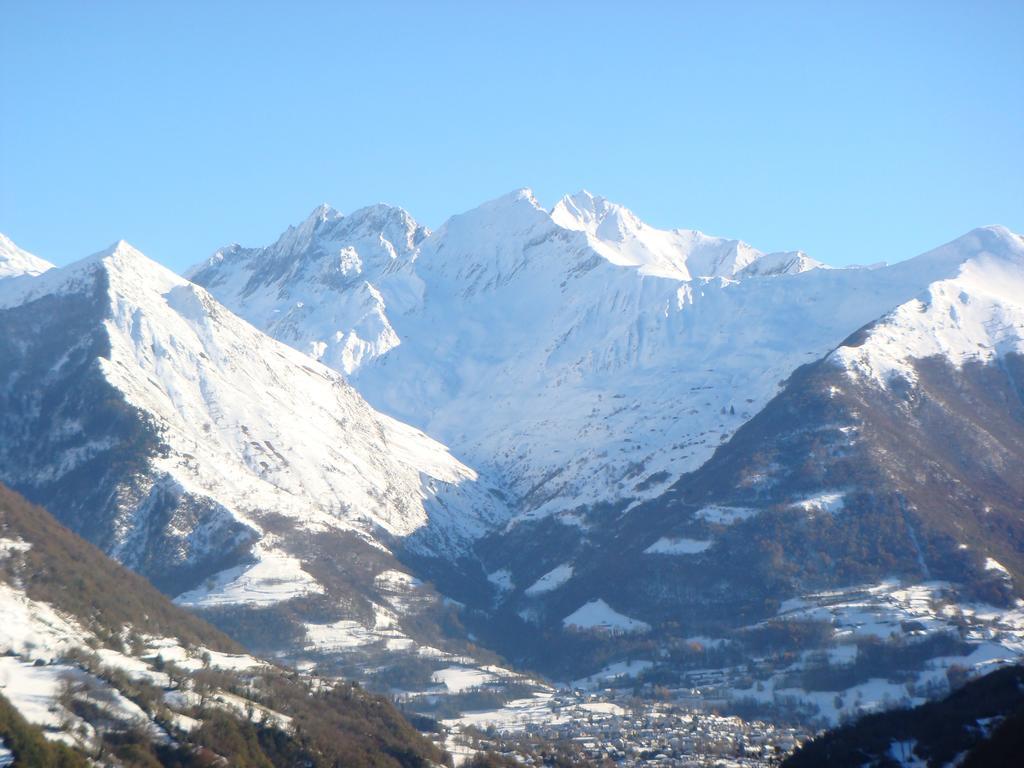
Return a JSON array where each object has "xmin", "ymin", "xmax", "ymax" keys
[
  {"xmin": 0, "ymin": 236, "xmax": 507, "ymax": 685},
  {"xmin": 2, "ymin": 192, "xmax": 1022, "ymax": 738}
]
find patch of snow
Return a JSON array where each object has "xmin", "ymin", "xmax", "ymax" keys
[
  {"xmin": 644, "ymin": 537, "xmax": 712, "ymax": 555},
  {"xmin": 374, "ymin": 569, "xmax": 421, "ymax": 591},
  {"xmin": 524, "ymin": 563, "xmax": 573, "ymax": 596},
  {"xmin": 487, "ymin": 569, "xmax": 513, "ymax": 592},
  {"xmin": 0, "ymin": 581, "xmax": 89, "ymax": 659},
  {"xmin": 0, "ymin": 658, "xmax": 149, "ymax": 735},
  {"xmin": 431, "ymin": 666, "xmax": 496, "ymax": 692},
  {"xmin": 572, "ymin": 659, "xmax": 654, "ymax": 689},
  {"xmin": 792, "ymin": 491, "xmax": 846, "ymax": 516},
  {"xmin": 693, "ymin": 505, "xmax": 758, "ymax": 525},
  {"xmin": 563, "ymin": 599, "xmax": 650, "ymax": 633},
  {"xmin": 174, "ymin": 548, "xmax": 323, "ymax": 607},
  {"xmin": 985, "ymin": 558, "xmax": 1011, "ymax": 580}
]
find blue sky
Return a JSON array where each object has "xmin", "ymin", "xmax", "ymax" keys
[{"xmin": 2, "ymin": 1, "xmax": 1021, "ymax": 271}]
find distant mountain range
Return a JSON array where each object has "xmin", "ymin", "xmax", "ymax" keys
[{"xmin": 2, "ymin": 190, "xmax": 1022, "ymax": 735}]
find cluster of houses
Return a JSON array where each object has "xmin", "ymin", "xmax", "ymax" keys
[{"xmin": 449, "ymin": 692, "xmax": 807, "ymax": 766}]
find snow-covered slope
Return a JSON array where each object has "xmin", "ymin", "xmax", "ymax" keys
[
  {"xmin": 192, "ymin": 192, "xmax": 1008, "ymax": 529},
  {"xmin": 0, "ymin": 233, "xmax": 53, "ymax": 279},
  {"xmin": 0, "ymin": 238, "xmax": 503, "ymax": 606},
  {"xmin": 360, "ymin": 213, "xmax": 1022, "ymax": 525},
  {"xmin": 832, "ymin": 226, "xmax": 1024, "ymax": 385},
  {"xmin": 0, "ymin": 483, "xmax": 447, "ymax": 765},
  {"xmin": 462, "ymin": 227, "xmax": 1024, "ymax": 707}
]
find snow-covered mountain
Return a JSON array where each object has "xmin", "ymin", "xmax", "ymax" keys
[
  {"xmin": 0, "ymin": 233, "xmax": 53, "ymax": 279},
  {"xmin": 4, "ymin": 191, "xmax": 1023, "ymax": 731},
  {"xmin": 468, "ymin": 225, "xmax": 1024, "ymax": 699},
  {"xmin": 0, "ymin": 239, "xmax": 504, "ymax": 665},
  {"xmin": 191, "ymin": 190, "xmax": 1000, "ymax": 529},
  {"xmin": 191, "ymin": 194, "xmax": 1024, "ymax": 723}
]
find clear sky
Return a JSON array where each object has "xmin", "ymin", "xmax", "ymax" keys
[{"xmin": 2, "ymin": 1, "xmax": 1021, "ymax": 272}]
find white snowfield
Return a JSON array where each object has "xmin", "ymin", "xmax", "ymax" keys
[
  {"xmin": 487, "ymin": 568, "xmax": 514, "ymax": 592},
  {"xmin": 644, "ymin": 537, "xmax": 712, "ymax": 555},
  {"xmin": 190, "ymin": 191, "xmax": 1024, "ymax": 534},
  {"xmin": 563, "ymin": 598, "xmax": 651, "ymax": 633},
  {"xmin": 431, "ymin": 666, "xmax": 496, "ymax": 692},
  {"xmin": 174, "ymin": 547, "xmax": 324, "ymax": 607},
  {"xmin": 0, "ymin": 239, "xmax": 505, "ymax": 607},
  {"xmin": 524, "ymin": 563, "xmax": 574, "ymax": 595}
]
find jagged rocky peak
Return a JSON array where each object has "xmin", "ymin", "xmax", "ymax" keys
[
  {"xmin": 344, "ymin": 202, "xmax": 430, "ymax": 251},
  {"xmin": 0, "ymin": 232, "xmax": 55, "ymax": 279},
  {"xmin": 268, "ymin": 201, "xmax": 344, "ymax": 256},
  {"xmin": 279, "ymin": 201, "xmax": 428, "ymax": 259},
  {"xmin": 189, "ymin": 201, "xmax": 427, "ymax": 292}
]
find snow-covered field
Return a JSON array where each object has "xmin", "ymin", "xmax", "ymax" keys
[
  {"xmin": 524, "ymin": 563, "xmax": 574, "ymax": 595},
  {"xmin": 563, "ymin": 599, "xmax": 651, "ymax": 633},
  {"xmin": 432, "ymin": 666, "xmax": 496, "ymax": 693},
  {"xmin": 175, "ymin": 549, "xmax": 324, "ymax": 607},
  {"xmin": 644, "ymin": 537, "xmax": 713, "ymax": 555}
]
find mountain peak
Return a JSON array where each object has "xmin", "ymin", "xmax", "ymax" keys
[
  {"xmin": 0, "ymin": 232, "xmax": 55, "ymax": 279},
  {"xmin": 549, "ymin": 191, "xmax": 761, "ymax": 279},
  {"xmin": 481, "ymin": 187, "xmax": 545, "ymax": 214},
  {"xmin": 898, "ymin": 224, "xmax": 1024, "ymax": 279},
  {"xmin": 81, "ymin": 239, "xmax": 174, "ymax": 280},
  {"xmin": 98, "ymin": 238, "xmax": 145, "ymax": 259},
  {"xmin": 551, "ymin": 190, "xmax": 639, "ymax": 236},
  {"xmin": 431, "ymin": 188, "xmax": 549, "ymax": 241},
  {"xmin": 304, "ymin": 202, "xmax": 342, "ymax": 225}
]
